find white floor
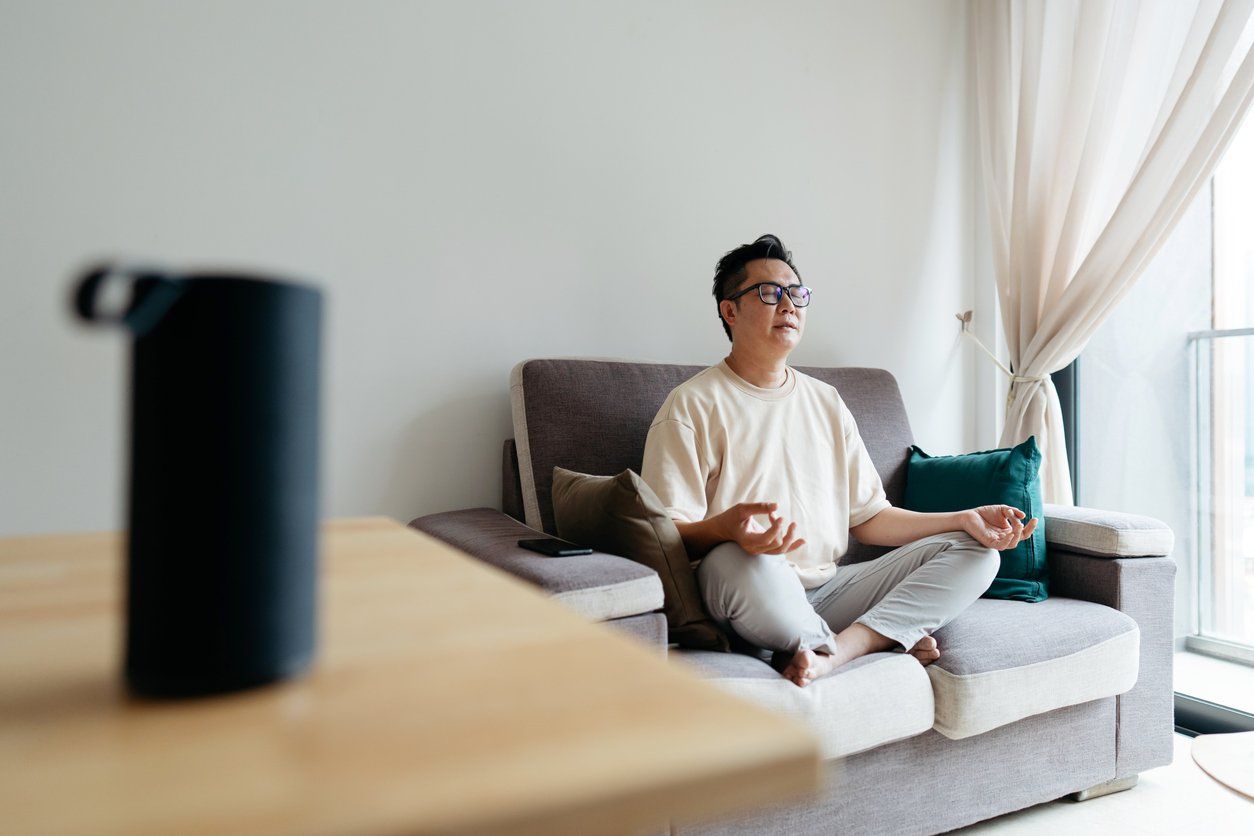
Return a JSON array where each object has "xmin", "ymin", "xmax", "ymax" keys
[{"xmin": 953, "ymin": 733, "xmax": 1254, "ymax": 834}]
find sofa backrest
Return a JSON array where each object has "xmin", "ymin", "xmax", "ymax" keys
[{"xmin": 507, "ymin": 357, "xmax": 916, "ymax": 565}]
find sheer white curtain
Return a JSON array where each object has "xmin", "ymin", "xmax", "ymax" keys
[{"xmin": 970, "ymin": 0, "xmax": 1254, "ymax": 505}]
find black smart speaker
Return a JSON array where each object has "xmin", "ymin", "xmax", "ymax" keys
[{"xmin": 73, "ymin": 263, "xmax": 322, "ymax": 697}]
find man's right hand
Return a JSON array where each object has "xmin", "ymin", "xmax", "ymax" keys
[{"xmin": 715, "ymin": 502, "xmax": 807, "ymax": 556}]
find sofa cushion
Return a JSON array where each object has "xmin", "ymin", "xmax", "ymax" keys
[
  {"xmin": 928, "ymin": 597, "xmax": 1139, "ymax": 739},
  {"xmin": 903, "ymin": 436, "xmax": 1048, "ymax": 602},
  {"xmin": 670, "ymin": 649, "xmax": 934, "ymax": 759},
  {"xmin": 551, "ymin": 466, "xmax": 730, "ymax": 651},
  {"xmin": 1043, "ymin": 503, "xmax": 1174, "ymax": 557},
  {"xmin": 409, "ymin": 507, "xmax": 663, "ymax": 621}
]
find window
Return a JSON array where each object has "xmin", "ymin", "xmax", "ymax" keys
[
  {"xmin": 1193, "ymin": 110, "xmax": 1254, "ymax": 660},
  {"xmin": 1078, "ymin": 114, "xmax": 1254, "ymax": 724}
]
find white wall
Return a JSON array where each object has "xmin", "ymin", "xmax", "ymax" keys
[{"xmin": 0, "ymin": 0, "xmax": 977, "ymax": 536}]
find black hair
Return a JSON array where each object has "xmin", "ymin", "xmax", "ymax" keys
[{"xmin": 711, "ymin": 233, "xmax": 801, "ymax": 342}]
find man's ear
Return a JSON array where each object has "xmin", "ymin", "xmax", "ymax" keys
[{"xmin": 720, "ymin": 299, "xmax": 736, "ymax": 329}]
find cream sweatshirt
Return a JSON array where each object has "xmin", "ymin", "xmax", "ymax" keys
[{"xmin": 640, "ymin": 358, "xmax": 892, "ymax": 590}]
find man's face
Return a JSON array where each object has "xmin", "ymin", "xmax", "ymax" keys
[{"xmin": 720, "ymin": 258, "xmax": 806, "ymax": 353}]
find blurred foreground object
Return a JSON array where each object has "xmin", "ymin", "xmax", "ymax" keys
[{"xmin": 72, "ymin": 263, "xmax": 323, "ymax": 697}]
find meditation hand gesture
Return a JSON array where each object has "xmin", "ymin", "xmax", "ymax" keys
[
  {"xmin": 718, "ymin": 502, "xmax": 807, "ymax": 556},
  {"xmin": 964, "ymin": 505, "xmax": 1038, "ymax": 551}
]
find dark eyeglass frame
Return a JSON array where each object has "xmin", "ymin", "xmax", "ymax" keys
[{"xmin": 724, "ymin": 282, "xmax": 813, "ymax": 307}]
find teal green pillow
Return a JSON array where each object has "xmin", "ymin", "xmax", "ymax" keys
[{"xmin": 902, "ymin": 436, "xmax": 1047, "ymax": 603}]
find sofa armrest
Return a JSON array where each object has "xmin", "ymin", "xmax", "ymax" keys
[
  {"xmin": 409, "ymin": 507, "xmax": 664, "ymax": 622},
  {"xmin": 1043, "ymin": 503, "xmax": 1174, "ymax": 558},
  {"xmin": 1049, "ymin": 548, "xmax": 1176, "ymax": 777}
]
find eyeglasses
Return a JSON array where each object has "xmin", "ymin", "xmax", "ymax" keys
[{"xmin": 724, "ymin": 282, "xmax": 812, "ymax": 307}]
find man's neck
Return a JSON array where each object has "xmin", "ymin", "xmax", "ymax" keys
[{"xmin": 724, "ymin": 350, "xmax": 789, "ymax": 389}]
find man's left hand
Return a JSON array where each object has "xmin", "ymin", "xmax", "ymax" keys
[{"xmin": 963, "ymin": 505, "xmax": 1038, "ymax": 551}]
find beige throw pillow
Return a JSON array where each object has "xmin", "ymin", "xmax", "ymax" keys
[{"xmin": 551, "ymin": 466, "xmax": 730, "ymax": 652}]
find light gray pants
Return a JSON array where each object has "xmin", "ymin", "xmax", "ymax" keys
[{"xmin": 695, "ymin": 530, "xmax": 1001, "ymax": 657}]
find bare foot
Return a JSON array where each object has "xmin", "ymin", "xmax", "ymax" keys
[
  {"xmin": 774, "ymin": 647, "xmax": 839, "ymax": 688},
  {"xmin": 909, "ymin": 634, "xmax": 941, "ymax": 666}
]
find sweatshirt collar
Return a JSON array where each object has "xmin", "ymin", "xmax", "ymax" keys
[{"xmin": 716, "ymin": 358, "xmax": 797, "ymax": 400}]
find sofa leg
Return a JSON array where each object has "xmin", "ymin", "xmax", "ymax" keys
[{"xmin": 1068, "ymin": 774, "xmax": 1138, "ymax": 801}]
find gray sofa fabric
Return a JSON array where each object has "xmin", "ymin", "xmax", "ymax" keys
[
  {"xmin": 672, "ymin": 697, "xmax": 1116, "ymax": 836},
  {"xmin": 502, "ymin": 439, "xmax": 525, "ymax": 522},
  {"xmin": 1049, "ymin": 548, "xmax": 1176, "ymax": 778},
  {"xmin": 932, "ymin": 597, "xmax": 1136, "ymax": 673},
  {"xmin": 603, "ymin": 611, "xmax": 668, "ymax": 651},
  {"xmin": 409, "ymin": 507, "xmax": 663, "ymax": 622}
]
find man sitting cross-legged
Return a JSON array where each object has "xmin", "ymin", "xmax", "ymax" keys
[{"xmin": 640, "ymin": 234, "xmax": 1038, "ymax": 688}]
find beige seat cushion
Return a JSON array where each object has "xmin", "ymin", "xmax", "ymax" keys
[
  {"xmin": 1043, "ymin": 503, "xmax": 1174, "ymax": 557},
  {"xmin": 928, "ymin": 597, "xmax": 1140, "ymax": 739},
  {"xmin": 670, "ymin": 649, "xmax": 934, "ymax": 759}
]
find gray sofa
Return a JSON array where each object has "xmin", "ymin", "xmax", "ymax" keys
[{"xmin": 410, "ymin": 358, "xmax": 1177, "ymax": 835}]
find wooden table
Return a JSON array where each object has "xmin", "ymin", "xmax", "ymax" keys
[{"xmin": 0, "ymin": 517, "xmax": 821, "ymax": 835}]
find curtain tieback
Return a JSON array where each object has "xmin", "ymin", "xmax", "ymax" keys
[{"xmin": 956, "ymin": 313, "xmax": 1049, "ymax": 410}]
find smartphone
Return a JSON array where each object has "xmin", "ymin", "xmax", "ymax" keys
[{"xmin": 517, "ymin": 537, "xmax": 592, "ymax": 557}]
